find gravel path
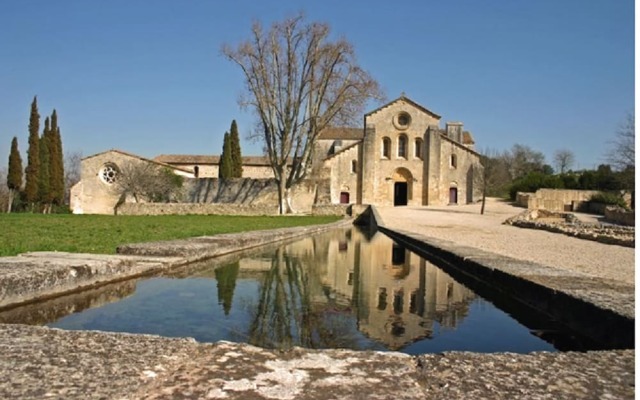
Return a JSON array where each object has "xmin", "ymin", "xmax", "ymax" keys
[{"xmin": 377, "ymin": 199, "xmax": 635, "ymax": 285}]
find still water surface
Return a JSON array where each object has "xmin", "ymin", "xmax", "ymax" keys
[{"xmin": 6, "ymin": 228, "xmax": 581, "ymax": 354}]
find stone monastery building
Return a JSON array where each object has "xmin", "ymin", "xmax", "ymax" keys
[{"xmin": 71, "ymin": 96, "xmax": 482, "ymax": 214}]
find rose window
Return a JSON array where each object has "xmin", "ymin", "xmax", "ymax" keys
[
  {"xmin": 393, "ymin": 112, "xmax": 412, "ymax": 129},
  {"xmin": 99, "ymin": 164, "xmax": 119, "ymax": 184}
]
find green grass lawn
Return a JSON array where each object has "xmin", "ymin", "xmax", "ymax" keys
[{"xmin": 0, "ymin": 213, "xmax": 342, "ymax": 256}]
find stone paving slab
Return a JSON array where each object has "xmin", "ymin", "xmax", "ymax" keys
[
  {"xmin": 137, "ymin": 342, "xmax": 425, "ymax": 399},
  {"xmin": 0, "ymin": 324, "xmax": 200, "ymax": 400},
  {"xmin": 0, "ymin": 323, "xmax": 633, "ymax": 400},
  {"xmin": 415, "ymin": 350, "xmax": 634, "ymax": 400}
]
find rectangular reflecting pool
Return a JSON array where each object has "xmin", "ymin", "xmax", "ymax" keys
[{"xmin": 0, "ymin": 228, "xmax": 599, "ymax": 354}]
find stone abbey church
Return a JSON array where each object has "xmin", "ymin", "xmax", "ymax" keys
[{"xmin": 71, "ymin": 96, "xmax": 482, "ymax": 214}]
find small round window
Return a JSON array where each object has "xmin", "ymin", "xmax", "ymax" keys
[
  {"xmin": 393, "ymin": 112, "xmax": 411, "ymax": 129},
  {"xmin": 99, "ymin": 163, "xmax": 119, "ymax": 184}
]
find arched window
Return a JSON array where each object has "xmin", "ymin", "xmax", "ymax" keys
[
  {"xmin": 351, "ymin": 160, "xmax": 357, "ymax": 174},
  {"xmin": 377, "ymin": 288, "xmax": 388, "ymax": 310},
  {"xmin": 382, "ymin": 137, "xmax": 391, "ymax": 159},
  {"xmin": 414, "ymin": 138, "xmax": 423, "ymax": 159},
  {"xmin": 398, "ymin": 135, "xmax": 407, "ymax": 159},
  {"xmin": 450, "ymin": 154, "xmax": 457, "ymax": 168},
  {"xmin": 194, "ymin": 165, "xmax": 200, "ymax": 178}
]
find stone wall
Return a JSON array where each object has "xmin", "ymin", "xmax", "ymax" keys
[
  {"xmin": 605, "ymin": 206, "xmax": 635, "ymax": 226},
  {"xmin": 185, "ymin": 177, "xmax": 319, "ymax": 213},
  {"xmin": 311, "ymin": 204, "xmax": 351, "ymax": 216},
  {"xmin": 116, "ymin": 203, "xmax": 279, "ymax": 216},
  {"xmin": 187, "ymin": 178, "xmax": 278, "ymax": 204},
  {"xmin": 524, "ymin": 189, "xmax": 600, "ymax": 211},
  {"xmin": 113, "ymin": 178, "xmax": 326, "ymax": 215},
  {"xmin": 163, "ymin": 163, "xmax": 275, "ymax": 179},
  {"xmin": 515, "ymin": 192, "xmax": 533, "ymax": 208},
  {"xmin": 173, "ymin": 163, "xmax": 218, "ymax": 178}
]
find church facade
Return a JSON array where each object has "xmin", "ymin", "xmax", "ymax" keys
[
  {"xmin": 319, "ymin": 95, "xmax": 482, "ymax": 207},
  {"xmin": 70, "ymin": 96, "xmax": 482, "ymax": 214}
]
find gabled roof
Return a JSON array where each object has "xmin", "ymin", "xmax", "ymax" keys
[
  {"xmin": 83, "ymin": 149, "xmax": 194, "ymax": 174},
  {"xmin": 154, "ymin": 154, "xmax": 220, "ymax": 164},
  {"xmin": 323, "ymin": 141, "xmax": 360, "ymax": 161},
  {"xmin": 318, "ymin": 127, "xmax": 364, "ymax": 141},
  {"xmin": 439, "ymin": 134, "xmax": 480, "ymax": 156},
  {"xmin": 462, "ymin": 131, "xmax": 475, "ymax": 145},
  {"xmin": 365, "ymin": 95, "xmax": 441, "ymax": 119},
  {"xmin": 154, "ymin": 154, "xmax": 281, "ymax": 166}
]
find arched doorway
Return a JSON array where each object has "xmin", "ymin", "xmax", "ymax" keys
[{"xmin": 392, "ymin": 168, "xmax": 413, "ymax": 206}]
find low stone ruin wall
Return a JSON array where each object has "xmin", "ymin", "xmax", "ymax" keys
[
  {"xmin": 515, "ymin": 192, "xmax": 532, "ymax": 208},
  {"xmin": 116, "ymin": 203, "xmax": 279, "ymax": 216},
  {"xmin": 605, "ymin": 206, "xmax": 635, "ymax": 226},
  {"xmin": 518, "ymin": 189, "xmax": 601, "ymax": 212},
  {"xmin": 311, "ymin": 204, "xmax": 351, "ymax": 216},
  {"xmin": 184, "ymin": 177, "xmax": 325, "ymax": 214},
  {"xmin": 504, "ymin": 209, "xmax": 634, "ymax": 248}
]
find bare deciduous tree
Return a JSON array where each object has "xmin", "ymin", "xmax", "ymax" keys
[
  {"xmin": 607, "ymin": 112, "xmax": 635, "ymax": 171},
  {"xmin": 553, "ymin": 149, "xmax": 575, "ymax": 174},
  {"xmin": 64, "ymin": 151, "xmax": 82, "ymax": 204},
  {"xmin": 606, "ymin": 112, "xmax": 635, "ymax": 191},
  {"xmin": 476, "ymin": 149, "xmax": 511, "ymax": 214},
  {"xmin": 0, "ymin": 167, "xmax": 10, "ymax": 213},
  {"xmin": 223, "ymin": 14, "xmax": 384, "ymax": 213},
  {"xmin": 504, "ymin": 144, "xmax": 546, "ymax": 180},
  {"xmin": 114, "ymin": 161, "xmax": 184, "ymax": 204}
]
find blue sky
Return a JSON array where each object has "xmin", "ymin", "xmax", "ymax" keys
[{"xmin": 0, "ymin": 0, "xmax": 634, "ymax": 171}]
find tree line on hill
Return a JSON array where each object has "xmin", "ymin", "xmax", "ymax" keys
[{"xmin": 480, "ymin": 114, "xmax": 635, "ymax": 210}]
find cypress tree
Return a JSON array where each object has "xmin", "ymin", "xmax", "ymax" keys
[
  {"xmin": 49, "ymin": 110, "xmax": 64, "ymax": 205},
  {"xmin": 38, "ymin": 117, "xmax": 52, "ymax": 212},
  {"xmin": 24, "ymin": 96, "xmax": 40, "ymax": 208},
  {"xmin": 218, "ymin": 132, "xmax": 233, "ymax": 179},
  {"xmin": 7, "ymin": 137, "xmax": 23, "ymax": 213},
  {"xmin": 229, "ymin": 120, "xmax": 243, "ymax": 177},
  {"xmin": 214, "ymin": 262, "xmax": 239, "ymax": 315}
]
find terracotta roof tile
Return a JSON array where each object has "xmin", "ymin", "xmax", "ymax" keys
[
  {"xmin": 323, "ymin": 141, "xmax": 360, "ymax": 161},
  {"xmin": 318, "ymin": 127, "xmax": 363, "ymax": 140},
  {"xmin": 154, "ymin": 154, "xmax": 219, "ymax": 164},
  {"xmin": 462, "ymin": 131, "xmax": 475, "ymax": 144},
  {"xmin": 154, "ymin": 154, "xmax": 282, "ymax": 166}
]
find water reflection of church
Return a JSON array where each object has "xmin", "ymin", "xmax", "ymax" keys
[{"xmin": 260, "ymin": 227, "xmax": 476, "ymax": 351}]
